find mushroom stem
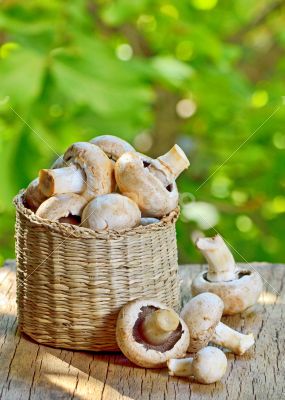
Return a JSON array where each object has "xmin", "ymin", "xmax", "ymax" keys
[
  {"xmin": 196, "ymin": 235, "xmax": 237, "ymax": 282},
  {"xmin": 148, "ymin": 144, "xmax": 190, "ymax": 186},
  {"xmin": 168, "ymin": 357, "xmax": 194, "ymax": 377},
  {"xmin": 142, "ymin": 309, "xmax": 180, "ymax": 345},
  {"xmin": 212, "ymin": 322, "xmax": 255, "ymax": 355},
  {"xmin": 39, "ymin": 165, "xmax": 86, "ymax": 197},
  {"xmin": 158, "ymin": 144, "xmax": 190, "ymax": 180}
]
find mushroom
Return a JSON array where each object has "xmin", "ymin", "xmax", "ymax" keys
[
  {"xmin": 36, "ymin": 193, "xmax": 87, "ymax": 224},
  {"xmin": 115, "ymin": 145, "xmax": 189, "ymax": 217},
  {"xmin": 116, "ymin": 299, "xmax": 190, "ymax": 368},
  {"xmin": 39, "ymin": 142, "xmax": 114, "ymax": 201},
  {"xmin": 140, "ymin": 217, "xmax": 160, "ymax": 226},
  {"xmin": 192, "ymin": 234, "xmax": 263, "ymax": 315},
  {"xmin": 181, "ymin": 293, "xmax": 255, "ymax": 355},
  {"xmin": 24, "ymin": 178, "xmax": 48, "ymax": 212},
  {"xmin": 89, "ymin": 135, "xmax": 135, "ymax": 161},
  {"xmin": 168, "ymin": 346, "xmax": 227, "ymax": 384},
  {"xmin": 81, "ymin": 193, "xmax": 141, "ymax": 231}
]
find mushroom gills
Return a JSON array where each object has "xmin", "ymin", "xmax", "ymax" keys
[
  {"xmin": 141, "ymin": 309, "xmax": 180, "ymax": 345},
  {"xmin": 134, "ymin": 306, "xmax": 183, "ymax": 352}
]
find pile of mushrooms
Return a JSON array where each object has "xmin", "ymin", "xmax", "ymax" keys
[
  {"xmin": 23, "ymin": 134, "xmax": 263, "ymax": 385},
  {"xmin": 24, "ymin": 135, "xmax": 190, "ymax": 230},
  {"xmin": 114, "ymin": 235, "xmax": 263, "ymax": 384}
]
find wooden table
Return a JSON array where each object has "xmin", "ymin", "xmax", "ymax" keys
[{"xmin": 0, "ymin": 261, "xmax": 284, "ymax": 400}]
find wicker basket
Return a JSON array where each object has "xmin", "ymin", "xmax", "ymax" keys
[{"xmin": 14, "ymin": 191, "xmax": 181, "ymax": 351}]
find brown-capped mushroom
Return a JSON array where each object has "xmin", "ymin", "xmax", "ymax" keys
[
  {"xmin": 24, "ymin": 156, "xmax": 66, "ymax": 211},
  {"xmin": 36, "ymin": 193, "xmax": 87, "ymax": 224},
  {"xmin": 81, "ymin": 193, "xmax": 141, "ymax": 231},
  {"xmin": 24, "ymin": 178, "xmax": 47, "ymax": 212},
  {"xmin": 168, "ymin": 346, "xmax": 227, "ymax": 384},
  {"xmin": 90, "ymin": 135, "xmax": 135, "ymax": 161},
  {"xmin": 181, "ymin": 293, "xmax": 255, "ymax": 355},
  {"xmin": 192, "ymin": 234, "xmax": 263, "ymax": 315},
  {"xmin": 115, "ymin": 145, "xmax": 189, "ymax": 217},
  {"xmin": 116, "ymin": 299, "xmax": 190, "ymax": 368},
  {"xmin": 39, "ymin": 142, "xmax": 114, "ymax": 201}
]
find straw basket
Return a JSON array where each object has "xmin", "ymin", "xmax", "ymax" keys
[{"xmin": 14, "ymin": 191, "xmax": 181, "ymax": 351}]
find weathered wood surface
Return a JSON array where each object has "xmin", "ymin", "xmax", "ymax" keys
[{"xmin": 0, "ymin": 260, "xmax": 284, "ymax": 400}]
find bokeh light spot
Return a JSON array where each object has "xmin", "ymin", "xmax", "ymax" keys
[
  {"xmin": 49, "ymin": 104, "xmax": 63, "ymax": 118},
  {"xmin": 182, "ymin": 201, "xmax": 219, "ymax": 229},
  {"xmin": 251, "ymin": 90, "xmax": 268, "ymax": 108},
  {"xmin": 191, "ymin": 0, "xmax": 218, "ymax": 10},
  {"xmin": 160, "ymin": 4, "xmax": 179, "ymax": 19},
  {"xmin": 211, "ymin": 176, "xmax": 231, "ymax": 198},
  {"xmin": 137, "ymin": 15, "xmax": 157, "ymax": 32},
  {"xmin": 231, "ymin": 190, "xmax": 248, "ymax": 206},
  {"xmin": 273, "ymin": 132, "xmax": 285, "ymax": 149},
  {"xmin": 236, "ymin": 215, "xmax": 253, "ymax": 232},
  {"xmin": 272, "ymin": 196, "xmax": 285, "ymax": 213},
  {"xmin": 176, "ymin": 99, "xmax": 197, "ymax": 119},
  {"xmin": 0, "ymin": 42, "xmax": 19, "ymax": 59},
  {"xmin": 116, "ymin": 44, "xmax": 133, "ymax": 61},
  {"xmin": 133, "ymin": 131, "xmax": 153, "ymax": 152},
  {"xmin": 176, "ymin": 41, "xmax": 193, "ymax": 61}
]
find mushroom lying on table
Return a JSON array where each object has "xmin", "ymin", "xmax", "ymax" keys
[
  {"xmin": 115, "ymin": 145, "xmax": 190, "ymax": 218},
  {"xmin": 192, "ymin": 234, "xmax": 263, "ymax": 315},
  {"xmin": 116, "ymin": 299, "xmax": 190, "ymax": 368},
  {"xmin": 39, "ymin": 142, "xmax": 114, "ymax": 201},
  {"xmin": 168, "ymin": 346, "xmax": 227, "ymax": 384},
  {"xmin": 181, "ymin": 293, "xmax": 255, "ymax": 355},
  {"xmin": 36, "ymin": 193, "xmax": 87, "ymax": 225},
  {"xmin": 90, "ymin": 135, "xmax": 135, "ymax": 161},
  {"xmin": 81, "ymin": 193, "xmax": 141, "ymax": 231}
]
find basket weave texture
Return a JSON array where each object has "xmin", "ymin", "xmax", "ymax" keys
[{"xmin": 14, "ymin": 191, "xmax": 181, "ymax": 351}]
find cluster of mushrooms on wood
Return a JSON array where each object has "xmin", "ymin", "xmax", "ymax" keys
[
  {"xmin": 117, "ymin": 235, "xmax": 262, "ymax": 384},
  {"xmin": 24, "ymin": 134, "xmax": 263, "ymax": 384}
]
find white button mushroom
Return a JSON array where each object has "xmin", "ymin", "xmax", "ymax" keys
[
  {"xmin": 39, "ymin": 142, "xmax": 115, "ymax": 201},
  {"xmin": 181, "ymin": 293, "xmax": 255, "ymax": 355},
  {"xmin": 89, "ymin": 135, "xmax": 135, "ymax": 161},
  {"xmin": 81, "ymin": 193, "xmax": 141, "ymax": 231},
  {"xmin": 192, "ymin": 234, "xmax": 263, "ymax": 315},
  {"xmin": 115, "ymin": 145, "xmax": 189, "ymax": 218},
  {"xmin": 116, "ymin": 299, "xmax": 190, "ymax": 368},
  {"xmin": 168, "ymin": 346, "xmax": 227, "ymax": 384},
  {"xmin": 36, "ymin": 193, "xmax": 87, "ymax": 224}
]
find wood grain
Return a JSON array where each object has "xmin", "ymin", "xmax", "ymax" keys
[{"xmin": 0, "ymin": 261, "xmax": 284, "ymax": 400}]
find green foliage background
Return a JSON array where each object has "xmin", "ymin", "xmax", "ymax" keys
[{"xmin": 0, "ymin": 0, "xmax": 285, "ymax": 265}]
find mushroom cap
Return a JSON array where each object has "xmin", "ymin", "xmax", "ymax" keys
[
  {"xmin": 116, "ymin": 299, "xmax": 190, "ymax": 368},
  {"xmin": 90, "ymin": 135, "xmax": 135, "ymax": 161},
  {"xmin": 81, "ymin": 193, "xmax": 141, "ymax": 231},
  {"xmin": 24, "ymin": 178, "xmax": 47, "ymax": 212},
  {"xmin": 140, "ymin": 217, "xmax": 160, "ymax": 226},
  {"xmin": 64, "ymin": 142, "xmax": 115, "ymax": 201},
  {"xmin": 192, "ymin": 346, "xmax": 227, "ymax": 384},
  {"xmin": 115, "ymin": 152, "xmax": 179, "ymax": 218},
  {"xmin": 36, "ymin": 193, "xmax": 87, "ymax": 222},
  {"xmin": 50, "ymin": 155, "xmax": 65, "ymax": 169},
  {"xmin": 181, "ymin": 293, "xmax": 224, "ymax": 352},
  {"xmin": 192, "ymin": 269, "xmax": 263, "ymax": 315}
]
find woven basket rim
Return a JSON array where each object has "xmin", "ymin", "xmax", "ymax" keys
[{"xmin": 14, "ymin": 190, "xmax": 179, "ymax": 239}]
